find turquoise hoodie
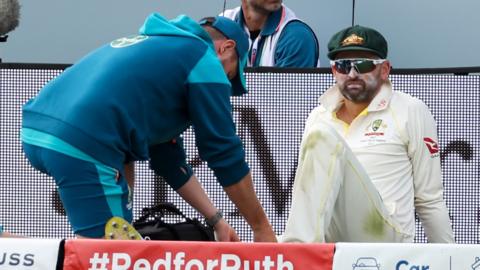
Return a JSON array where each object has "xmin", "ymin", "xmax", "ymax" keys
[{"xmin": 22, "ymin": 13, "xmax": 249, "ymax": 189}]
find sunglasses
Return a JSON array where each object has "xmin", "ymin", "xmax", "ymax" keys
[{"xmin": 330, "ymin": 58, "xmax": 387, "ymax": 74}]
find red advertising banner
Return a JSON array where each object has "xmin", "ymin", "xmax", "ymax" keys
[{"xmin": 64, "ymin": 239, "xmax": 334, "ymax": 270}]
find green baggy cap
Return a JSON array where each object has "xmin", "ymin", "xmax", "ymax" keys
[{"xmin": 328, "ymin": 25, "xmax": 388, "ymax": 60}]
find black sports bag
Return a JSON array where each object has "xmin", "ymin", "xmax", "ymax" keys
[{"xmin": 133, "ymin": 202, "xmax": 215, "ymax": 241}]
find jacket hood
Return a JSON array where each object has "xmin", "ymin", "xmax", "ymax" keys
[{"xmin": 139, "ymin": 13, "xmax": 214, "ymax": 49}]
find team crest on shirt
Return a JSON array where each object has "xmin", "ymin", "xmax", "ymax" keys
[
  {"xmin": 110, "ymin": 35, "xmax": 148, "ymax": 48},
  {"xmin": 372, "ymin": 119, "xmax": 382, "ymax": 131},
  {"xmin": 360, "ymin": 119, "xmax": 389, "ymax": 145},
  {"xmin": 365, "ymin": 119, "xmax": 387, "ymax": 136}
]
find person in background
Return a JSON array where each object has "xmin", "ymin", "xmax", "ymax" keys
[
  {"xmin": 222, "ymin": 0, "xmax": 319, "ymax": 67},
  {"xmin": 20, "ymin": 14, "xmax": 276, "ymax": 242},
  {"xmin": 282, "ymin": 25, "xmax": 454, "ymax": 243}
]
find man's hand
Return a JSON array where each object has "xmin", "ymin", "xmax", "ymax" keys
[
  {"xmin": 214, "ymin": 219, "xmax": 240, "ymax": 241},
  {"xmin": 174, "ymin": 176, "xmax": 243, "ymax": 241},
  {"xmin": 223, "ymin": 173, "xmax": 277, "ymax": 242}
]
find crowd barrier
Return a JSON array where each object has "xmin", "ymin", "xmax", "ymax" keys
[
  {"xmin": 0, "ymin": 64, "xmax": 479, "ymax": 244},
  {"xmin": 2, "ymin": 238, "xmax": 480, "ymax": 270}
]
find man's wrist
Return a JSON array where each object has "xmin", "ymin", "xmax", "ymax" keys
[{"xmin": 205, "ymin": 210, "xmax": 223, "ymax": 227}]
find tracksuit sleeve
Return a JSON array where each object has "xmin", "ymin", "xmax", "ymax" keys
[
  {"xmin": 185, "ymin": 51, "xmax": 249, "ymax": 187},
  {"xmin": 148, "ymin": 137, "xmax": 194, "ymax": 190},
  {"xmin": 408, "ymin": 100, "xmax": 454, "ymax": 243}
]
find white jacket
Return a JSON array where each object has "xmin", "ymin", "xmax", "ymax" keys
[{"xmin": 317, "ymin": 81, "xmax": 453, "ymax": 242}]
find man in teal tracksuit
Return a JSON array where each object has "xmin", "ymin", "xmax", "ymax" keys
[{"xmin": 21, "ymin": 14, "xmax": 276, "ymax": 241}]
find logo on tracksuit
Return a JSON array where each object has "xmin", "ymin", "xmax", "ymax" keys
[{"xmin": 111, "ymin": 35, "xmax": 148, "ymax": 48}]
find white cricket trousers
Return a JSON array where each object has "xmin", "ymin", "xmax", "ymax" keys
[{"xmin": 281, "ymin": 122, "xmax": 412, "ymax": 243}]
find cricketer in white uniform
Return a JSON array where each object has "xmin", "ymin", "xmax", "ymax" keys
[{"xmin": 281, "ymin": 25, "xmax": 454, "ymax": 243}]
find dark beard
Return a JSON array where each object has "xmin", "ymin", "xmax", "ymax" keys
[{"xmin": 340, "ymin": 80, "xmax": 379, "ymax": 103}]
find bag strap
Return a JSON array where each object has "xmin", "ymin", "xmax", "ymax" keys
[{"xmin": 136, "ymin": 203, "xmax": 191, "ymax": 223}]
